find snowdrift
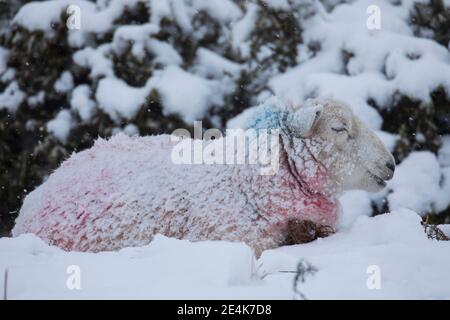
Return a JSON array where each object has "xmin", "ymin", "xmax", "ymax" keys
[{"xmin": 1, "ymin": 208, "xmax": 449, "ymax": 299}]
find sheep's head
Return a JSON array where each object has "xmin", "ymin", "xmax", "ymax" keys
[{"xmin": 284, "ymin": 98, "xmax": 395, "ymax": 193}]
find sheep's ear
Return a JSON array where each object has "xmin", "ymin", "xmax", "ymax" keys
[{"xmin": 287, "ymin": 103, "xmax": 323, "ymax": 138}]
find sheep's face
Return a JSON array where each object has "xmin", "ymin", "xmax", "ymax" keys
[{"xmin": 286, "ymin": 99, "xmax": 395, "ymax": 193}]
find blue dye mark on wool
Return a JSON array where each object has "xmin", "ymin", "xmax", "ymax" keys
[{"xmin": 248, "ymin": 106, "xmax": 287, "ymax": 134}]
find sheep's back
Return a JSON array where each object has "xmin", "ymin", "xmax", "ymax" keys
[
  {"xmin": 13, "ymin": 133, "xmax": 247, "ymax": 251},
  {"xmin": 13, "ymin": 132, "xmax": 340, "ymax": 254}
]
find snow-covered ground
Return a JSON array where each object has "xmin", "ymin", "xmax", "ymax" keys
[{"xmin": 1, "ymin": 208, "xmax": 449, "ymax": 299}]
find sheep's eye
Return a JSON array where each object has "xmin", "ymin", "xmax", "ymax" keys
[{"xmin": 331, "ymin": 127, "xmax": 347, "ymax": 133}]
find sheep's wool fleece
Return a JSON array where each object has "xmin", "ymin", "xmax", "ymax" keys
[{"xmin": 13, "ymin": 107, "xmax": 340, "ymax": 255}]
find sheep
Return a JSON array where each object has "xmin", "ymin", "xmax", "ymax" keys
[{"xmin": 13, "ymin": 98, "xmax": 395, "ymax": 255}]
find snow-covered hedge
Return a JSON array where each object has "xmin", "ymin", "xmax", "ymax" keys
[{"xmin": 0, "ymin": 0, "xmax": 450, "ymax": 235}]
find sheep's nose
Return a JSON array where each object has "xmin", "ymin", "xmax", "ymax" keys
[{"xmin": 386, "ymin": 160, "xmax": 395, "ymax": 172}]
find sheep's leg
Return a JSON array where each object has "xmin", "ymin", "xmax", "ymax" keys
[{"xmin": 284, "ymin": 219, "xmax": 335, "ymax": 245}]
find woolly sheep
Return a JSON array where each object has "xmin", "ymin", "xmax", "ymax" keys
[{"xmin": 13, "ymin": 98, "xmax": 395, "ymax": 255}]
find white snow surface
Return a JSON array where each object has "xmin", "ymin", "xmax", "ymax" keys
[
  {"xmin": 46, "ymin": 110, "xmax": 74, "ymax": 144},
  {"xmin": 388, "ymin": 151, "xmax": 450, "ymax": 214},
  {"xmin": 149, "ymin": 65, "xmax": 223, "ymax": 122},
  {"xmin": 54, "ymin": 71, "xmax": 74, "ymax": 94},
  {"xmin": 0, "ymin": 46, "xmax": 8, "ymax": 75},
  {"xmin": 95, "ymin": 77, "xmax": 149, "ymax": 121},
  {"xmin": 0, "ymin": 81, "xmax": 25, "ymax": 112},
  {"xmin": 1, "ymin": 208, "xmax": 449, "ymax": 299},
  {"xmin": 70, "ymin": 85, "xmax": 96, "ymax": 122}
]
